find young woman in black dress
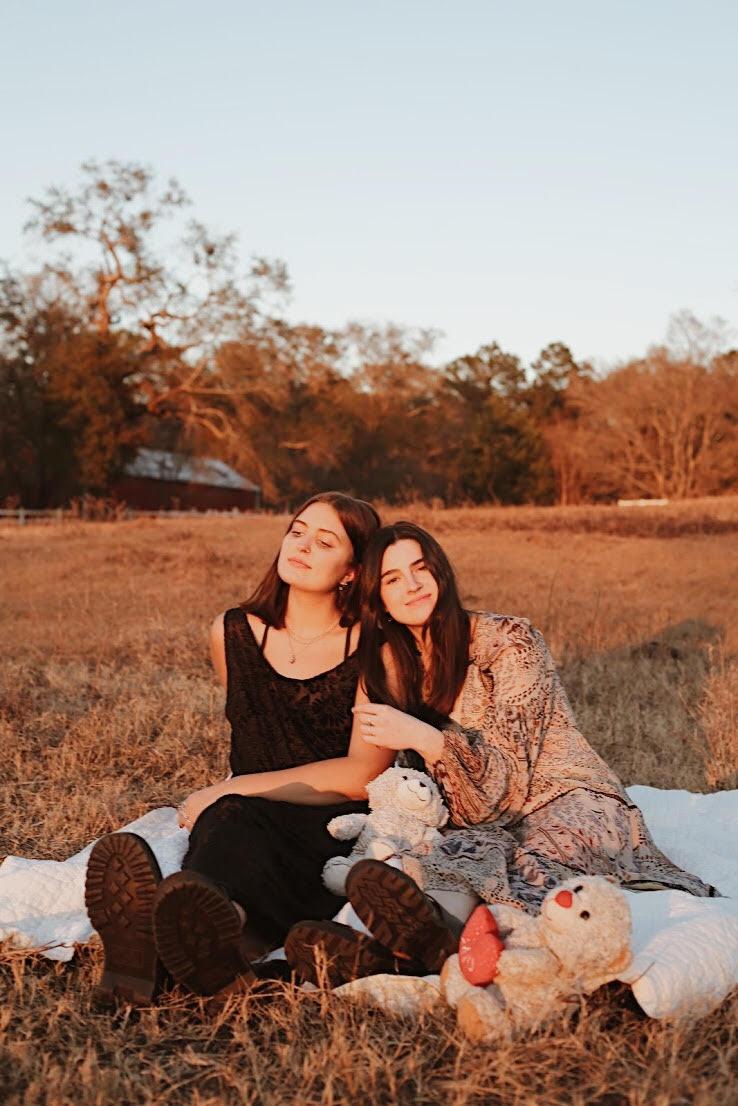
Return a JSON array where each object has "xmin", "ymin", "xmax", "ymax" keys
[{"xmin": 85, "ymin": 492, "xmax": 395, "ymax": 1003}]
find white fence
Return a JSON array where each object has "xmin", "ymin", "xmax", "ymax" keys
[{"xmin": 0, "ymin": 507, "xmax": 259, "ymax": 525}]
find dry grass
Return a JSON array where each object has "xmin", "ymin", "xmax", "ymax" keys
[
  {"xmin": 395, "ymin": 494, "xmax": 738, "ymax": 539},
  {"xmin": 1, "ymin": 501, "xmax": 737, "ymax": 1105}
]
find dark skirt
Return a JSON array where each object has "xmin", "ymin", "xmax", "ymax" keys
[{"xmin": 182, "ymin": 793, "xmax": 368, "ymax": 947}]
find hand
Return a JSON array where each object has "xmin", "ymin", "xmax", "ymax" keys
[
  {"xmin": 352, "ymin": 702, "xmax": 441, "ymax": 756},
  {"xmin": 177, "ymin": 783, "xmax": 225, "ymax": 831}
]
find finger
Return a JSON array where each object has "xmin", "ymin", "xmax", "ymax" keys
[{"xmin": 352, "ymin": 704, "xmax": 381, "ymax": 716}]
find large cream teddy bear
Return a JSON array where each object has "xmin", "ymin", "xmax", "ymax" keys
[
  {"xmin": 322, "ymin": 766, "xmax": 449, "ymax": 896},
  {"xmin": 440, "ymin": 876, "xmax": 632, "ymax": 1039}
]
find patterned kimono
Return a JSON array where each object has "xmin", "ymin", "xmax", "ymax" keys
[{"xmin": 400, "ymin": 613, "xmax": 716, "ymax": 911}]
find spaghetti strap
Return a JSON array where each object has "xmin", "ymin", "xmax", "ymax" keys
[
  {"xmin": 259, "ymin": 622, "xmax": 269, "ymax": 652},
  {"xmin": 184, "ymin": 607, "xmax": 365, "ymax": 945},
  {"xmin": 343, "ymin": 626, "xmax": 351, "ymax": 660}
]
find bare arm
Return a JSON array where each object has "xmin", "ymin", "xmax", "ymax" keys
[
  {"xmin": 178, "ymin": 618, "xmax": 394, "ymax": 827},
  {"xmin": 221, "ymin": 677, "xmax": 395, "ymax": 804},
  {"xmin": 209, "ymin": 612, "xmax": 228, "ymax": 688}
]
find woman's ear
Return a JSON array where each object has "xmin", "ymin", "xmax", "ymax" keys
[{"xmin": 340, "ymin": 567, "xmax": 357, "ymax": 587}]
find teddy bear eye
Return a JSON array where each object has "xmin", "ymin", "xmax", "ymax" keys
[
  {"xmin": 401, "ymin": 775, "xmax": 408, "ymax": 780},
  {"xmin": 573, "ymin": 884, "xmax": 584, "ymax": 893},
  {"xmin": 579, "ymin": 910, "xmax": 590, "ymax": 920}
]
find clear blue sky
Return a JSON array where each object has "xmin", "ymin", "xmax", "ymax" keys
[{"xmin": 2, "ymin": 0, "xmax": 737, "ymax": 368}]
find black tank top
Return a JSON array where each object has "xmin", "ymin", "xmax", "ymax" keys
[{"xmin": 223, "ymin": 607, "xmax": 359, "ymax": 777}]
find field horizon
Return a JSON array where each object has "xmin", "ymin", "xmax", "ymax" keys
[{"xmin": 1, "ymin": 499, "xmax": 736, "ymax": 1105}]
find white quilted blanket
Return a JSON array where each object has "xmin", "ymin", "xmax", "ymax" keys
[{"xmin": 1, "ymin": 787, "xmax": 737, "ymax": 1019}]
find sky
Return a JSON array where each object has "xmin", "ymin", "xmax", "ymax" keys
[{"xmin": 2, "ymin": 0, "xmax": 737, "ymax": 370}]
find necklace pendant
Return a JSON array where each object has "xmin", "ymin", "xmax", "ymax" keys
[{"xmin": 289, "ymin": 655, "xmax": 296, "ymax": 664}]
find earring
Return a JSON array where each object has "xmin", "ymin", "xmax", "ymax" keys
[{"xmin": 337, "ymin": 581, "xmax": 350, "ymax": 606}]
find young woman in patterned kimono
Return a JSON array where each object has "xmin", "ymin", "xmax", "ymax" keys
[
  {"xmin": 84, "ymin": 493, "xmax": 397, "ymax": 1004},
  {"xmin": 285, "ymin": 521, "xmax": 715, "ymax": 986}
]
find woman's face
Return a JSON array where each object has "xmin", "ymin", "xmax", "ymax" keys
[
  {"xmin": 277, "ymin": 501, "xmax": 356, "ymax": 595},
  {"xmin": 379, "ymin": 539, "xmax": 439, "ymax": 628}
]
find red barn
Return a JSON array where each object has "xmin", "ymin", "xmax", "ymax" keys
[{"xmin": 112, "ymin": 449, "xmax": 261, "ymax": 511}]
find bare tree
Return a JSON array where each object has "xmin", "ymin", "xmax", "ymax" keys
[
  {"xmin": 575, "ymin": 348, "xmax": 738, "ymax": 499},
  {"xmin": 24, "ymin": 160, "xmax": 290, "ymax": 442},
  {"xmin": 665, "ymin": 309, "xmax": 734, "ymax": 366}
]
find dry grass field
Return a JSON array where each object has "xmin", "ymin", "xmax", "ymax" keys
[{"xmin": 1, "ymin": 498, "xmax": 737, "ymax": 1105}]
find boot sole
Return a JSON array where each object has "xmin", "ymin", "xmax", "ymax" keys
[
  {"xmin": 285, "ymin": 920, "xmax": 397, "ymax": 988},
  {"xmin": 346, "ymin": 860, "xmax": 457, "ymax": 973},
  {"xmin": 84, "ymin": 831, "xmax": 165, "ymax": 1005},
  {"xmin": 153, "ymin": 870, "xmax": 256, "ymax": 996}
]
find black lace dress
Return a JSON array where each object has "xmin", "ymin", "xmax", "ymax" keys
[{"xmin": 182, "ymin": 608, "xmax": 368, "ymax": 946}]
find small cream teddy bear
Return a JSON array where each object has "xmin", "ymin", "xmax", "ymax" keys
[
  {"xmin": 322, "ymin": 766, "xmax": 449, "ymax": 895},
  {"xmin": 441, "ymin": 876, "xmax": 632, "ymax": 1039}
]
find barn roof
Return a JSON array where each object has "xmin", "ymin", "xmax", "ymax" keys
[{"xmin": 123, "ymin": 449, "xmax": 260, "ymax": 492}]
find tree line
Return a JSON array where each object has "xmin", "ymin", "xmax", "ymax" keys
[{"xmin": 1, "ymin": 160, "xmax": 736, "ymax": 508}]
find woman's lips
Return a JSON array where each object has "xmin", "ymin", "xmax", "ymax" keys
[
  {"xmin": 288, "ymin": 557, "xmax": 311, "ymax": 570},
  {"xmin": 406, "ymin": 593, "xmax": 432, "ymax": 607}
]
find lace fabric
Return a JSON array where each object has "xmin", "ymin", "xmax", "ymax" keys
[
  {"xmin": 224, "ymin": 607, "xmax": 360, "ymax": 775},
  {"xmin": 182, "ymin": 607, "xmax": 367, "ymax": 945}
]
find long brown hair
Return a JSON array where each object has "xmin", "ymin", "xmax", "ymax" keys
[
  {"xmin": 358, "ymin": 522, "xmax": 471, "ymax": 717},
  {"xmin": 241, "ymin": 491, "xmax": 381, "ymax": 628}
]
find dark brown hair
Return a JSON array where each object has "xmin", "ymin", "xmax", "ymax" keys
[
  {"xmin": 358, "ymin": 521, "xmax": 471, "ymax": 717},
  {"xmin": 241, "ymin": 491, "xmax": 381, "ymax": 628}
]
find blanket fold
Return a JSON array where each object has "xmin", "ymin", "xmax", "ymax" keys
[{"xmin": 1, "ymin": 787, "xmax": 737, "ymax": 1019}]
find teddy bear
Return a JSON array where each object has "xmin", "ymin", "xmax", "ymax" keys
[
  {"xmin": 440, "ymin": 875, "xmax": 632, "ymax": 1039},
  {"xmin": 322, "ymin": 766, "xmax": 449, "ymax": 896}
]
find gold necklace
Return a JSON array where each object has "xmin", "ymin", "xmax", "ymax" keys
[{"xmin": 284, "ymin": 617, "xmax": 341, "ymax": 664}]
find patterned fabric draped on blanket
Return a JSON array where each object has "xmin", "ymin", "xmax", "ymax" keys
[{"xmin": 400, "ymin": 613, "xmax": 716, "ymax": 911}]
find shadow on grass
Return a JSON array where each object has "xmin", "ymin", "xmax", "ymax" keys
[{"xmin": 561, "ymin": 618, "xmax": 729, "ymax": 792}]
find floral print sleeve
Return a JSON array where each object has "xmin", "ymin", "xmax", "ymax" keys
[
  {"xmin": 429, "ymin": 614, "xmax": 633, "ymax": 828},
  {"xmin": 429, "ymin": 615, "xmax": 552, "ymax": 827},
  {"xmin": 406, "ymin": 612, "xmax": 716, "ymax": 905}
]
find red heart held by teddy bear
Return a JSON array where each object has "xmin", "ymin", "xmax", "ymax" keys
[{"xmin": 459, "ymin": 905, "xmax": 505, "ymax": 985}]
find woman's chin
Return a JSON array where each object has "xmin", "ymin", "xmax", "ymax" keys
[
  {"xmin": 391, "ymin": 612, "xmax": 432, "ymax": 630},
  {"xmin": 278, "ymin": 567, "xmax": 331, "ymax": 594}
]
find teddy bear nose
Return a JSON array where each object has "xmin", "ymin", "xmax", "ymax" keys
[{"xmin": 555, "ymin": 890, "xmax": 573, "ymax": 908}]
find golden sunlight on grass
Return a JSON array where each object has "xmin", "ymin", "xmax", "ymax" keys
[{"xmin": 1, "ymin": 500, "xmax": 736, "ymax": 1105}]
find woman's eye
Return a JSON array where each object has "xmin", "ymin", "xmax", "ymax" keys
[{"xmin": 318, "ymin": 540, "xmax": 333, "ymax": 549}]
